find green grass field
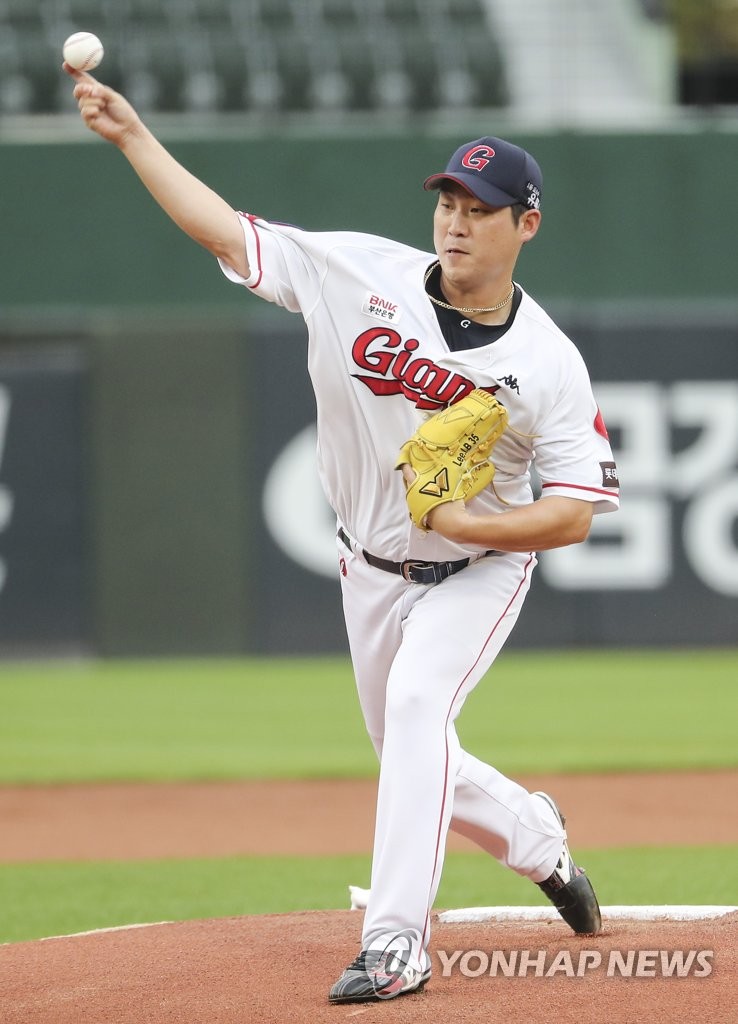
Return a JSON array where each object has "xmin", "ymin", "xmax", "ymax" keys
[
  {"xmin": 1, "ymin": 650, "xmax": 736, "ymax": 944},
  {"xmin": 2, "ymin": 846, "xmax": 737, "ymax": 946},
  {"xmin": 1, "ymin": 649, "xmax": 737, "ymax": 782}
]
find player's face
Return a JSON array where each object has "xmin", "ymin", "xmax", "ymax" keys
[{"xmin": 433, "ymin": 185, "xmax": 534, "ymax": 294}]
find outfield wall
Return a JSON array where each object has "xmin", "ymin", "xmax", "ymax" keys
[
  {"xmin": 1, "ymin": 128, "xmax": 738, "ymax": 309},
  {"xmin": 0, "ymin": 129, "xmax": 736, "ymax": 655}
]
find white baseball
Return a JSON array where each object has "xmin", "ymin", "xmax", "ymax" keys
[{"xmin": 63, "ymin": 32, "xmax": 104, "ymax": 72}]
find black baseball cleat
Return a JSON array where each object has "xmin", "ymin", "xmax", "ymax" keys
[
  {"xmin": 533, "ymin": 791, "xmax": 602, "ymax": 935},
  {"xmin": 328, "ymin": 948, "xmax": 431, "ymax": 1004}
]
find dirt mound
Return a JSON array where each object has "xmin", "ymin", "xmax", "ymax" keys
[{"xmin": 1, "ymin": 909, "xmax": 735, "ymax": 1024}]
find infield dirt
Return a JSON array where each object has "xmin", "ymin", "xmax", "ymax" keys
[{"xmin": 2, "ymin": 769, "xmax": 737, "ymax": 861}]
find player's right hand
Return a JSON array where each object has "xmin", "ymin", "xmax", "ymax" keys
[{"xmin": 64, "ymin": 65, "xmax": 142, "ymax": 147}]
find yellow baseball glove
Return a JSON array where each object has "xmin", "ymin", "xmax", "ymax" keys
[{"xmin": 396, "ymin": 389, "xmax": 509, "ymax": 531}]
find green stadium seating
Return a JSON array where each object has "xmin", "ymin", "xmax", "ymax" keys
[{"xmin": 0, "ymin": 0, "xmax": 508, "ymax": 113}]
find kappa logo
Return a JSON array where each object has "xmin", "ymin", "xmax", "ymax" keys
[
  {"xmin": 362, "ymin": 292, "xmax": 402, "ymax": 324},
  {"xmin": 498, "ymin": 373, "xmax": 521, "ymax": 395},
  {"xmin": 419, "ymin": 467, "xmax": 450, "ymax": 499}
]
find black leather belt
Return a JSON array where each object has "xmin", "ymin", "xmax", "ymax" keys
[{"xmin": 338, "ymin": 527, "xmax": 491, "ymax": 585}]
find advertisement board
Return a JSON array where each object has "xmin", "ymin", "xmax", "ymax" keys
[{"xmin": 0, "ymin": 347, "xmax": 90, "ymax": 654}]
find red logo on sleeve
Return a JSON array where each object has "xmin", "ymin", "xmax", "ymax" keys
[{"xmin": 593, "ymin": 408, "xmax": 609, "ymax": 439}]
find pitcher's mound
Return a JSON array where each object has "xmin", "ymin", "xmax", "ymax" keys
[{"xmin": 1, "ymin": 909, "xmax": 736, "ymax": 1024}]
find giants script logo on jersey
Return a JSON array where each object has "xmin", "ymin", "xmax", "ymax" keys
[
  {"xmin": 462, "ymin": 145, "xmax": 495, "ymax": 171},
  {"xmin": 351, "ymin": 327, "xmax": 479, "ymax": 410}
]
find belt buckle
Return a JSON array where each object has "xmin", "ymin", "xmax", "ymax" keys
[{"xmin": 400, "ymin": 559, "xmax": 430, "ymax": 583}]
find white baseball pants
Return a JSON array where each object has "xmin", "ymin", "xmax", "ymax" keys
[{"xmin": 337, "ymin": 536, "xmax": 565, "ymax": 969}]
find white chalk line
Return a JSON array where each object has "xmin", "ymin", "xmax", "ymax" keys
[
  {"xmin": 7, "ymin": 904, "xmax": 735, "ymax": 947},
  {"xmin": 439, "ymin": 906, "xmax": 737, "ymax": 924},
  {"xmin": 348, "ymin": 885, "xmax": 736, "ymax": 922},
  {"xmin": 36, "ymin": 921, "xmax": 173, "ymax": 944},
  {"xmin": 0, "ymin": 921, "xmax": 174, "ymax": 948}
]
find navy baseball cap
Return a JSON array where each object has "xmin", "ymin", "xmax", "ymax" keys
[{"xmin": 424, "ymin": 136, "xmax": 542, "ymax": 210}]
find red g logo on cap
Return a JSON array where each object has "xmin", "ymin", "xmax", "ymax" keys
[{"xmin": 461, "ymin": 145, "xmax": 495, "ymax": 171}]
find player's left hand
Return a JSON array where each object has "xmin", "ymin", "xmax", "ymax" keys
[{"xmin": 395, "ymin": 389, "xmax": 508, "ymax": 531}]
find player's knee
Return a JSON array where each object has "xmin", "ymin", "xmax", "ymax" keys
[{"xmin": 384, "ymin": 680, "xmax": 438, "ymax": 725}]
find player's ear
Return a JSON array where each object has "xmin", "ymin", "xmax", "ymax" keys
[{"xmin": 519, "ymin": 208, "xmax": 541, "ymax": 243}]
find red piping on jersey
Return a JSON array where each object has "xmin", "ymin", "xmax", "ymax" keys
[
  {"xmin": 421, "ymin": 552, "xmax": 535, "ymax": 949},
  {"xmin": 542, "ymin": 482, "xmax": 619, "ymax": 498},
  {"xmin": 243, "ymin": 214, "xmax": 264, "ymax": 290}
]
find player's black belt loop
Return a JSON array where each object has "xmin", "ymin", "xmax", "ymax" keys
[{"xmin": 337, "ymin": 527, "xmax": 495, "ymax": 585}]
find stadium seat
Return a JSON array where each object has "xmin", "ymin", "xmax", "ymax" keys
[
  {"xmin": 201, "ymin": 27, "xmax": 249, "ymax": 112},
  {"xmin": 273, "ymin": 29, "xmax": 313, "ymax": 111},
  {"xmin": 381, "ymin": 0, "xmax": 420, "ymax": 26},
  {"xmin": 0, "ymin": 24, "xmax": 35, "ymax": 112},
  {"xmin": 317, "ymin": 25, "xmax": 376, "ymax": 111},
  {"xmin": 187, "ymin": 0, "xmax": 234, "ymax": 23},
  {"xmin": 256, "ymin": 0, "xmax": 295, "ymax": 32},
  {"xmin": 2, "ymin": 0, "xmax": 45, "ymax": 30},
  {"xmin": 320, "ymin": 0, "xmax": 361, "ymax": 30},
  {"xmin": 10, "ymin": 26, "xmax": 59, "ymax": 111},
  {"xmin": 449, "ymin": 29, "xmax": 509, "ymax": 108},
  {"xmin": 399, "ymin": 30, "xmax": 443, "ymax": 110},
  {"xmin": 122, "ymin": 27, "xmax": 186, "ymax": 111},
  {"xmin": 0, "ymin": 72, "xmax": 34, "ymax": 114},
  {"xmin": 46, "ymin": 0, "xmax": 110, "ymax": 36},
  {"xmin": 240, "ymin": 33, "xmax": 283, "ymax": 112},
  {"xmin": 118, "ymin": 0, "xmax": 172, "ymax": 31}
]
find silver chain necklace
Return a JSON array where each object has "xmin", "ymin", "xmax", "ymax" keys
[{"xmin": 424, "ymin": 261, "xmax": 514, "ymax": 315}]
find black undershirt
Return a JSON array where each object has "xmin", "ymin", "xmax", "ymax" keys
[{"xmin": 424, "ymin": 262, "xmax": 522, "ymax": 352}]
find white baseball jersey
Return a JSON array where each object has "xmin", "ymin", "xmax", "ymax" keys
[
  {"xmin": 220, "ymin": 215, "xmax": 619, "ymax": 561},
  {"xmin": 219, "ymin": 213, "xmax": 619, "ymax": 972}
]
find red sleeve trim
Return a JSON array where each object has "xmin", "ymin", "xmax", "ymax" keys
[
  {"xmin": 542, "ymin": 482, "xmax": 619, "ymax": 499},
  {"xmin": 243, "ymin": 213, "xmax": 263, "ymax": 290}
]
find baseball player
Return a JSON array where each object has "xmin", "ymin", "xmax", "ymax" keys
[{"xmin": 66, "ymin": 66, "xmax": 619, "ymax": 1005}]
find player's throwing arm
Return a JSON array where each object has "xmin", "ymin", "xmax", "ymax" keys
[{"xmin": 62, "ymin": 45, "xmax": 248, "ymax": 278}]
